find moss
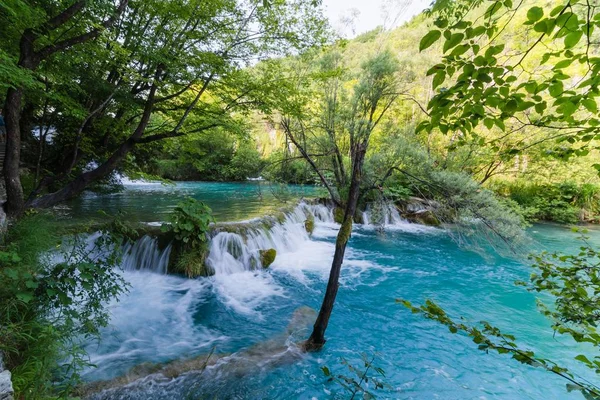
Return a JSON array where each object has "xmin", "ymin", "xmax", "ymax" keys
[
  {"xmin": 168, "ymin": 243, "xmax": 212, "ymax": 277},
  {"xmin": 259, "ymin": 248, "xmax": 277, "ymax": 268},
  {"xmin": 409, "ymin": 211, "xmax": 441, "ymax": 227},
  {"xmin": 336, "ymin": 219, "xmax": 353, "ymax": 245},
  {"xmin": 333, "ymin": 207, "xmax": 345, "ymax": 224},
  {"xmin": 353, "ymin": 210, "xmax": 364, "ymax": 224},
  {"xmin": 304, "ymin": 216, "xmax": 315, "ymax": 235},
  {"xmin": 419, "ymin": 211, "xmax": 441, "ymax": 227}
]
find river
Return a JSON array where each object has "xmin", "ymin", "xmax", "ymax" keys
[{"xmin": 73, "ymin": 181, "xmax": 596, "ymax": 399}]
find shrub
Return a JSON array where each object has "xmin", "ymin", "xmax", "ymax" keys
[
  {"xmin": 162, "ymin": 198, "xmax": 214, "ymax": 277},
  {"xmin": 0, "ymin": 214, "xmax": 128, "ymax": 398},
  {"xmin": 490, "ymin": 180, "xmax": 600, "ymax": 224},
  {"xmin": 161, "ymin": 198, "xmax": 214, "ymax": 246}
]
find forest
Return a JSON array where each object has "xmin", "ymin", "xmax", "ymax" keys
[{"xmin": 1, "ymin": 0, "xmax": 600, "ymax": 399}]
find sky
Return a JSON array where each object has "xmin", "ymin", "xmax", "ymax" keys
[{"xmin": 321, "ymin": 0, "xmax": 431, "ymax": 38}]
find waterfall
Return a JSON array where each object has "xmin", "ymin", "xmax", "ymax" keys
[
  {"xmin": 362, "ymin": 202, "xmax": 406, "ymax": 226},
  {"xmin": 206, "ymin": 202, "xmax": 331, "ymax": 275},
  {"xmin": 362, "ymin": 211, "xmax": 370, "ymax": 226},
  {"xmin": 86, "ymin": 199, "xmax": 432, "ymax": 278},
  {"xmin": 121, "ymin": 235, "xmax": 172, "ymax": 274}
]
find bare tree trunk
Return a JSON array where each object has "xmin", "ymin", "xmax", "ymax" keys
[
  {"xmin": 3, "ymin": 87, "xmax": 26, "ymax": 216},
  {"xmin": 304, "ymin": 144, "xmax": 366, "ymax": 349}
]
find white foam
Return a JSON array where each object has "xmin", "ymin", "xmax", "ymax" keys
[
  {"xmin": 211, "ymin": 271, "xmax": 286, "ymax": 316},
  {"xmin": 84, "ymin": 271, "xmax": 223, "ymax": 379}
]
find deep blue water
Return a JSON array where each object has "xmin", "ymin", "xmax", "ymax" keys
[{"xmin": 82, "ymin": 182, "xmax": 598, "ymax": 399}]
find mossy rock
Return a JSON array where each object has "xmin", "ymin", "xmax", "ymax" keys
[
  {"xmin": 304, "ymin": 217, "xmax": 315, "ymax": 235},
  {"xmin": 168, "ymin": 242, "xmax": 212, "ymax": 277},
  {"xmin": 333, "ymin": 207, "xmax": 345, "ymax": 224},
  {"xmin": 411, "ymin": 211, "xmax": 441, "ymax": 227},
  {"xmin": 353, "ymin": 210, "xmax": 364, "ymax": 224},
  {"xmin": 259, "ymin": 248, "xmax": 277, "ymax": 268}
]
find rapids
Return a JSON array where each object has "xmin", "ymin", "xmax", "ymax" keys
[{"xmin": 79, "ymin": 182, "xmax": 597, "ymax": 399}]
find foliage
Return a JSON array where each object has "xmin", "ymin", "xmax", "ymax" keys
[
  {"xmin": 492, "ymin": 180, "xmax": 600, "ymax": 223},
  {"xmin": 1, "ymin": 0, "xmax": 330, "ymax": 212},
  {"xmin": 162, "ymin": 198, "xmax": 214, "ymax": 246},
  {"xmin": 321, "ymin": 353, "xmax": 390, "ymax": 399},
  {"xmin": 151, "ymin": 133, "xmax": 264, "ymax": 181},
  {"xmin": 418, "ymin": 0, "xmax": 600, "ymax": 160},
  {"xmin": 0, "ymin": 214, "xmax": 128, "ymax": 398},
  {"xmin": 263, "ymin": 152, "xmax": 320, "ymax": 184},
  {"xmin": 382, "ymin": 185, "xmax": 412, "ymax": 203}
]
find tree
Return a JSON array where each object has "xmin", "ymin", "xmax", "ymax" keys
[
  {"xmin": 1, "ymin": 0, "xmax": 328, "ymax": 217},
  {"xmin": 1, "ymin": 0, "xmax": 129, "ymax": 217},
  {"xmin": 275, "ymin": 50, "xmax": 401, "ymax": 349},
  {"xmin": 417, "ymin": 0, "xmax": 600, "ymax": 156}
]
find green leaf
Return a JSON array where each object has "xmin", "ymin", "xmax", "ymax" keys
[
  {"xmin": 549, "ymin": 82, "xmax": 563, "ymax": 97},
  {"xmin": 420, "ymin": 30, "xmax": 441, "ymax": 52},
  {"xmin": 432, "ymin": 71, "xmax": 446, "ymax": 89},
  {"xmin": 564, "ymin": 31, "xmax": 583, "ymax": 49},
  {"xmin": 16, "ymin": 292, "xmax": 34, "ymax": 303},
  {"xmin": 554, "ymin": 59, "xmax": 573, "ymax": 69},
  {"xmin": 483, "ymin": 118, "xmax": 494, "ymax": 130},
  {"xmin": 582, "ymin": 98, "xmax": 598, "ymax": 113},
  {"xmin": 575, "ymin": 354, "xmax": 592, "ymax": 365},
  {"xmin": 485, "ymin": 1, "xmax": 502, "ymax": 18},
  {"xmin": 527, "ymin": 7, "xmax": 543, "ymax": 22},
  {"xmin": 443, "ymin": 33, "xmax": 465, "ymax": 53}
]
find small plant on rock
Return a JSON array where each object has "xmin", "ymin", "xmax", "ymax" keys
[
  {"xmin": 162, "ymin": 198, "xmax": 214, "ymax": 246},
  {"xmin": 162, "ymin": 198, "xmax": 214, "ymax": 277}
]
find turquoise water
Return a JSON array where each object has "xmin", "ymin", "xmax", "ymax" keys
[
  {"xmin": 66, "ymin": 181, "xmax": 324, "ymax": 223},
  {"xmin": 82, "ymin": 182, "xmax": 598, "ymax": 399}
]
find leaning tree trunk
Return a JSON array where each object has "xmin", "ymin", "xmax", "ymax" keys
[{"xmin": 305, "ymin": 144, "xmax": 366, "ymax": 349}]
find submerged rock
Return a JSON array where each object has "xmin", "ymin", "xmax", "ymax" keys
[
  {"xmin": 259, "ymin": 248, "xmax": 276, "ymax": 268},
  {"xmin": 79, "ymin": 306, "xmax": 317, "ymax": 398},
  {"xmin": 286, "ymin": 306, "xmax": 317, "ymax": 335}
]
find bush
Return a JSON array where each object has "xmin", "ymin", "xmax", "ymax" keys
[
  {"xmin": 151, "ymin": 135, "xmax": 264, "ymax": 182},
  {"xmin": 162, "ymin": 198, "xmax": 214, "ymax": 277},
  {"xmin": 263, "ymin": 152, "xmax": 319, "ymax": 184},
  {"xmin": 0, "ymin": 214, "xmax": 128, "ymax": 398},
  {"xmin": 161, "ymin": 198, "xmax": 213, "ymax": 246},
  {"xmin": 490, "ymin": 181, "xmax": 600, "ymax": 224}
]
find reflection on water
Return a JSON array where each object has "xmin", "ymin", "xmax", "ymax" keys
[{"xmin": 65, "ymin": 181, "xmax": 325, "ymax": 223}]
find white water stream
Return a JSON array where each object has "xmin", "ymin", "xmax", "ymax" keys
[{"xmin": 84, "ymin": 201, "xmax": 439, "ymax": 387}]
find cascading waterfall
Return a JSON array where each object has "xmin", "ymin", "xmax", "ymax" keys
[
  {"xmin": 206, "ymin": 203, "xmax": 334, "ymax": 275},
  {"xmin": 111, "ymin": 200, "xmax": 427, "ymax": 277},
  {"xmin": 121, "ymin": 235, "xmax": 172, "ymax": 274},
  {"xmin": 362, "ymin": 202, "xmax": 405, "ymax": 226},
  {"xmin": 111, "ymin": 200, "xmax": 432, "ymax": 277}
]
